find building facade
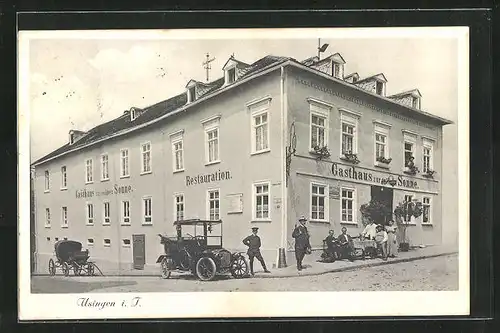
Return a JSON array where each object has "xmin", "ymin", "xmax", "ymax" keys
[{"xmin": 32, "ymin": 53, "xmax": 452, "ymax": 275}]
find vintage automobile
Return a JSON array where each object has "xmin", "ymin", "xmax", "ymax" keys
[
  {"xmin": 48, "ymin": 240, "xmax": 100, "ymax": 277},
  {"xmin": 156, "ymin": 219, "xmax": 250, "ymax": 281}
]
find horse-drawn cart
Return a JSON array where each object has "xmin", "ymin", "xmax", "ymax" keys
[{"xmin": 48, "ymin": 240, "xmax": 102, "ymax": 277}]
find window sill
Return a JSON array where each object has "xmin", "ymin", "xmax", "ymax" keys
[
  {"xmin": 103, "ymin": 245, "xmax": 111, "ymax": 248},
  {"xmin": 121, "ymin": 223, "xmax": 131, "ymax": 226},
  {"xmin": 205, "ymin": 160, "xmax": 221, "ymax": 166},
  {"xmin": 251, "ymin": 148, "xmax": 271, "ymax": 156},
  {"xmin": 87, "ymin": 244, "xmax": 94, "ymax": 247},
  {"xmin": 60, "ymin": 187, "xmax": 67, "ymax": 191},
  {"xmin": 61, "ymin": 225, "xmax": 68, "ymax": 229},
  {"xmin": 86, "ymin": 223, "xmax": 94, "ymax": 226},
  {"xmin": 402, "ymin": 222, "xmax": 417, "ymax": 226},
  {"xmin": 374, "ymin": 161, "xmax": 390, "ymax": 169},
  {"xmin": 422, "ymin": 223, "xmax": 433, "ymax": 226},
  {"xmin": 103, "ymin": 223, "xmax": 111, "ymax": 226},
  {"xmin": 173, "ymin": 168, "xmax": 185, "ymax": 174},
  {"xmin": 142, "ymin": 222, "xmax": 153, "ymax": 226},
  {"xmin": 340, "ymin": 221, "xmax": 358, "ymax": 225},
  {"xmin": 85, "ymin": 181, "xmax": 94, "ymax": 185},
  {"xmin": 309, "ymin": 220, "xmax": 330, "ymax": 224},
  {"xmin": 251, "ymin": 219, "xmax": 272, "ymax": 223},
  {"xmin": 44, "ymin": 190, "xmax": 50, "ymax": 193},
  {"xmin": 120, "ymin": 175, "xmax": 130, "ymax": 179},
  {"xmin": 140, "ymin": 171, "xmax": 152, "ymax": 176},
  {"xmin": 101, "ymin": 178, "xmax": 110, "ymax": 182},
  {"xmin": 122, "ymin": 245, "xmax": 131, "ymax": 248},
  {"xmin": 44, "ymin": 225, "xmax": 51, "ymax": 228}
]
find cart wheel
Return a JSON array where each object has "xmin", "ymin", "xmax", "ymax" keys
[
  {"xmin": 196, "ymin": 257, "xmax": 217, "ymax": 281},
  {"xmin": 160, "ymin": 258, "xmax": 172, "ymax": 279},
  {"xmin": 48, "ymin": 259, "xmax": 56, "ymax": 276},
  {"xmin": 62, "ymin": 262, "xmax": 70, "ymax": 277},
  {"xmin": 73, "ymin": 265, "xmax": 82, "ymax": 276},
  {"xmin": 230, "ymin": 255, "xmax": 249, "ymax": 278},
  {"xmin": 87, "ymin": 263, "xmax": 95, "ymax": 276}
]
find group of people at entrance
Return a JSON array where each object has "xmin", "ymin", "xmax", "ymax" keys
[{"xmin": 241, "ymin": 216, "xmax": 399, "ymax": 275}]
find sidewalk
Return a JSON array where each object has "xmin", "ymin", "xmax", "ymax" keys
[{"xmin": 251, "ymin": 244, "xmax": 458, "ymax": 279}]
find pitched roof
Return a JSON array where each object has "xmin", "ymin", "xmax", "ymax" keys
[
  {"xmin": 388, "ymin": 88, "xmax": 422, "ymax": 99},
  {"xmin": 355, "ymin": 73, "xmax": 388, "ymax": 84},
  {"xmin": 32, "ymin": 55, "xmax": 289, "ymax": 166}
]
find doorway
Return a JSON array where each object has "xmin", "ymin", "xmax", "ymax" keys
[
  {"xmin": 132, "ymin": 234, "xmax": 146, "ymax": 270},
  {"xmin": 370, "ymin": 185, "xmax": 394, "ymax": 224}
]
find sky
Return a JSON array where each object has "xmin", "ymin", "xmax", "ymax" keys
[{"xmin": 28, "ymin": 33, "xmax": 459, "ymax": 164}]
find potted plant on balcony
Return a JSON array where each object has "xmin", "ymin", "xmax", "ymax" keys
[
  {"xmin": 340, "ymin": 150, "xmax": 360, "ymax": 164},
  {"xmin": 311, "ymin": 145, "xmax": 331, "ymax": 160},
  {"xmin": 403, "ymin": 156, "xmax": 419, "ymax": 175},
  {"xmin": 394, "ymin": 199, "xmax": 423, "ymax": 251},
  {"xmin": 422, "ymin": 169, "xmax": 436, "ymax": 178}
]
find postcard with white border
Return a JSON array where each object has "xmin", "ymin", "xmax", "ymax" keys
[{"xmin": 18, "ymin": 27, "xmax": 470, "ymax": 320}]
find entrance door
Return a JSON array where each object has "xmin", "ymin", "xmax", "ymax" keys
[
  {"xmin": 132, "ymin": 234, "xmax": 146, "ymax": 270},
  {"xmin": 370, "ymin": 185, "xmax": 394, "ymax": 224}
]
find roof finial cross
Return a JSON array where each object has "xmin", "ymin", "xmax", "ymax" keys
[{"xmin": 202, "ymin": 52, "xmax": 216, "ymax": 82}]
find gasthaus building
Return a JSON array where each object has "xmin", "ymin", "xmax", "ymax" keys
[{"xmin": 32, "ymin": 52, "xmax": 453, "ymax": 274}]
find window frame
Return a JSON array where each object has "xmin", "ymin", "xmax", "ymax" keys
[
  {"xmin": 174, "ymin": 193, "xmax": 185, "ymax": 222},
  {"xmin": 252, "ymin": 181, "xmax": 271, "ymax": 222},
  {"xmin": 122, "ymin": 239, "xmax": 131, "ymax": 248},
  {"xmin": 85, "ymin": 158, "xmax": 94, "ymax": 184},
  {"xmin": 308, "ymin": 99, "xmax": 331, "ymax": 151},
  {"xmin": 44, "ymin": 170, "xmax": 50, "ymax": 192},
  {"xmin": 142, "ymin": 196, "xmax": 153, "ymax": 225},
  {"xmin": 101, "ymin": 153, "xmax": 109, "ymax": 181},
  {"xmin": 403, "ymin": 131, "xmax": 418, "ymax": 169},
  {"xmin": 172, "ymin": 138, "xmax": 184, "ymax": 173},
  {"xmin": 140, "ymin": 141, "xmax": 152, "ymax": 175},
  {"xmin": 422, "ymin": 196, "xmax": 433, "ymax": 225},
  {"xmin": 188, "ymin": 86, "xmax": 196, "ymax": 103},
  {"xmin": 227, "ymin": 67, "xmax": 236, "ymax": 84},
  {"xmin": 339, "ymin": 109, "xmax": 361, "ymax": 156},
  {"xmin": 375, "ymin": 81, "xmax": 385, "ymax": 96},
  {"xmin": 60, "ymin": 166, "xmax": 67, "ymax": 190},
  {"xmin": 201, "ymin": 115, "xmax": 221, "ymax": 165},
  {"xmin": 206, "ymin": 189, "xmax": 221, "ymax": 221},
  {"xmin": 251, "ymin": 108, "xmax": 270, "ymax": 155},
  {"xmin": 86, "ymin": 202, "xmax": 94, "ymax": 226},
  {"xmin": 120, "ymin": 148, "xmax": 130, "ymax": 178},
  {"xmin": 103, "ymin": 201, "xmax": 110, "ymax": 226},
  {"xmin": 103, "ymin": 238, "xmax": 111, "ymax": 247},
  {"xmin": 45, "ymin": 208, "xmax": 51, "ymax": 228},
  {"xmin": 310, "ymin": 182, "xmax": 329, "ymax": 223},
  {"xmin": 87, "ymin": 238, "xmax": 94, "ymax": 247},
  {"xmin": 373, "ymin": 121, "xmax": 392, "ymax": 166},
  {"xmin": 340, "ymin": 186, "xmax": 357, "ymax": 225},
  {"xmin": 61, "ymin": 206, "xmax": 68, "ymax": 228},
  {"xmin": 121, "ymin": 200, "xmax": 131, "ymax": 225},
  {"xmin": 403, "ymin": 194, "xmax": 416, "ymax": 225},
  {"xmin": 422, "ymin": 138, "xmax": 434, "ymax": 173}
]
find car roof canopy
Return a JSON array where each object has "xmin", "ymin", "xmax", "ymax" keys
[{"xmin": 173, "ymin": 219, "xmax": 222, "ymax": 226}]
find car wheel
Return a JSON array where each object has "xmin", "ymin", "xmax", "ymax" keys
[
  {"xmin": 48, "ymin": 259, "xmax": 56, "ymax": 276},
  {"xmin": 73, "ymin": 265, "xmax": 82, "ymax": 276},
  {"xmin": 62, "ymin": 262, "xmax": 70, "ymax": 277},
  {"xmin": 230, "ymin": 255, "xmax": 249, "ymax": 278},
  {"xmin": 196, "ymin": 257, "xmax": 217, "ymax": 281},
  {"xmin": 161, "ymin": 258, "xmax": 172, "ymax": 279}
]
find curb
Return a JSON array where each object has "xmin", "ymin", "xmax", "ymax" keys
[{"xmin": 251, "ymin": 251, "xmax": 458, "ymax": 279}]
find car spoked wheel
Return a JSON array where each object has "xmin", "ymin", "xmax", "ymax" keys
[
  {"xmin": 48, "ymin": 259, "xmax": 56, "ymax": 276},
  {"xmin": 196, "ymin": 257, "xmax": 217, "ymax": 281},
  {"xmin": 161, "ymin": 258, "xmax": 172, "ymax": 279},
  {"xmin": 230, "ymin": 255, "xmax": 249, "ymax": 278},
  {"xmin": 62, "ymin": 262, "xmax": 70, "ymax": 277}
]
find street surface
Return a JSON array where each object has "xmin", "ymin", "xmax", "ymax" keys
[{"xmin": 32, "ymin": 254, "xmax": 458, "ymax": 293}]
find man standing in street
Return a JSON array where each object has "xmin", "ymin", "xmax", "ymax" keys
[
  {"xmin": 242, "ymin": 227, "xmax": 271, "ymax": 276},
  {"xmin": 292, "ymin": 215, "xmax": 311, "ymax": 271}
]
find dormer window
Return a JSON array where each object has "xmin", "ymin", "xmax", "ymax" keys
[
  {"xmin": 376, "ymin": 81, "xmax": 384, "ymax": 96},
  {"xmin": 412, "ymin": 96, "xmax": 420, "ymax": 109},
  {"xmin": 69, "ymin": 133, "xmax": 75, "ymax": 145},
  {"xmin": 228, "ymin": 68, "xmax": 236, "ymax": 84},
  {"xmin": 352, "ymin": 76, "xmax": 358, "ymax": 83},
  {"xmin": 131, "ymin": 108, "xmax": 138, "ymax": 121},
  {"xmin": 188, "ymin": 86, "xmax": 196, "ymax": 103},
  {"xmin": 332, "ymin": 61, "xmax": 343, "ymax": 79}
]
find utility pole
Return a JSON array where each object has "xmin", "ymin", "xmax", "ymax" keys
[{"xmin": 202, "ymin": 53, "xmax": 215, "ymax": 82}]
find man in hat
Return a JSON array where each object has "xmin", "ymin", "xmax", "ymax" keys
[
  {"xmin": 337, "ymin": 226, "xmax": 355, "ymax": 261},
  {"xmin": 292, "ymin": 215, "xmax": 311, "ymax": 271},
  {"xmin": 242, "ymin": 227, "xmax": 270, "ymax": 276}
]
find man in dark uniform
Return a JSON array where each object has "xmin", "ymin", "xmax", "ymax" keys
[
  {"xmin": 323, "ymin": 229, "xmax": 337, "ymax": 259},
  {"xmin": 292, "ymin": 215, "xmax": 311, "ymax": 271},
  {"xmin": 242, "ymin": 227, "xmax": 270, "ymax": 276}
]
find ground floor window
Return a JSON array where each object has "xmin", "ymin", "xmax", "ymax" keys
[
  {"xmin": 404, "ymin": 194, "xmax": 414, "ymax": 223},
  {"xmin": 143, "ymin": 197, "xmax": 152, "ymax": 224},
  {"xmin": 45, "ymin": 208, "xmax": 51, "ymax": 227},
  {"xmin": 104, "ymin": 238, "xmax": 111, "ymax": 247},
  {"xmin": 253, "ymin": 183, "xmax": 270, "ymax": 220},
  {"xmin": 207, "ymin": 190, "xmax": 220, "ymax": 220},
  {"xmin": 86, "ymin": 203, "xmax": 94, "ymax": 225},
  {"xmin": 422, "ymin": 196, "xmax": 432, "ymax": 224},
  {"xmin": 175, "ymin": 194, "xmax": 184, "ymax": 221},
  {"xmin": 311, "ymin": 183, "xmax": 327, "ymax": 221},
  {"xmin": 341, "ymin": 188, "xmax": 355, "ymax": 223},
  {"xmin": 61, "ymin": 206, "xmax": 68, "ymax": 227},
  {"xmin": 122, "ymin": 200, "xmax": 130, "ymax": 225}
]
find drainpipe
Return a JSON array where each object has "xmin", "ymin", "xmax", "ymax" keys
[{"xmin": 278, "ymin": 66, "xmax": 288, "ymax": 268}]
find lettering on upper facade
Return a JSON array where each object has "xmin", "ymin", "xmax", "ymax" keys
[
  {"xmin": 186, "ymin": 170, "xmax": 232, "ymax": 187},
  {"xmin": 296, "ymin": 78, "xmax": 436, "ymax": 130},
  {"xmin": 331, "ymin": 163, "xmax": 418, "ymax": 189},
  {"xmin": 75, "ymin": 184, "xmax": 133, "ymax": 199}
]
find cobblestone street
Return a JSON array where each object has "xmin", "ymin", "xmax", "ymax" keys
[{"xmin": 32, "ymin": 254, "xmax": 458, "ymax": 293}]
